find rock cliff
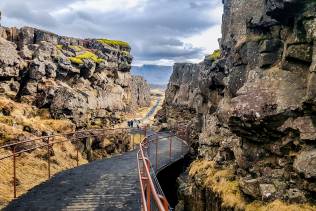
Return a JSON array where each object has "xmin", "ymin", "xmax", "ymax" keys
[
  {"xmin": 158, "ymin": 0, "xmax": 316, "ymax": 210},
  {"xmin": 0, "ymin": 23, "xmax": 150, "ymax": 128}
]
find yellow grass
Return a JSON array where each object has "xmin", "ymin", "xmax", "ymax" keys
[
  {"xmin": 0, "ymin": 141, "xmax": 87, "ymax": 206},
  {"xmin": 246, "ymin": 200, "xmax": 316, "ymax": 211},
  {"xmin": 130, "ymin": 133, "xmax": 145, "ymax": 148},
  {"xmin": 0, "ymin": 97, "xmax": 87, "ymax": 208},
  {"xmin": 189, "ymin": 159, "xmax": 316, "ymax": 211},
  {"xmin": 189, "ymin": 160, "xmax": 245, "ymax": 209}
]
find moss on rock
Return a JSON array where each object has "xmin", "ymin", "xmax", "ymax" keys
[
  {"xmin": 97, "ymin": 39, "xmax": 130, "ymax": 48},
  {"xmin": 69, "ymin": 51, "xmax": 105, "ymax": 65},
  {"xmin": 208, "ymin": 49, "xmax": 221, "ymax": 61}
]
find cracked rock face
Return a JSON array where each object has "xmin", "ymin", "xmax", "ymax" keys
[
  {"xmin": 159, "ymin": 0, "xmax": 316, "ymax": 209},
  {"xmin": 0, "ymin": 26, "xmax": 150, "ymax": 128}
]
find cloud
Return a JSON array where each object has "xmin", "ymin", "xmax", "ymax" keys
[{"xmin": 0, "ymin": 0, "xmax": 223, "ymax": 65}]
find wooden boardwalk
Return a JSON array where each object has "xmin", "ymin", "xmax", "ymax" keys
[{"xmin": 4, "ymin": 133, "xmax": 188, "ymax": 211}]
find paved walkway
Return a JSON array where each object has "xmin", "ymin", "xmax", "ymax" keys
[{"xmin": 4, "ymin": 133, "xmax": 188, "ymax": 211}]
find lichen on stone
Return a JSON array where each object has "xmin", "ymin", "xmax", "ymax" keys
[
  {"xmin": 69, "ymin": 51, "xmax": 105, "ymax": 64},
  {"xmin": 208, "ymin": 49, "xmax": 221, "ymax": 61},
  {"xmin": 97, "ymin": 39, "xmax": 130, "ymax": 48}
]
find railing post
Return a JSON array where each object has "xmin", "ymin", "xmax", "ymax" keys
[
  {"xmin": 155, "ymin": 135, "xmax": 158, "ymax": 172},
  {"xmin": 132, "ymin": 133, "xmax": 135, "ymax": 150},
  {"xmin": 169, "ymin": 132, "xmax": 172, "ymax": 161},
  {"xmin": 144, "ymin": 126, "xmax": 147, "ymax": 137},
  {"xmin": 145, "ymin": 158, "xmax": 151, "ymax": 211},
  {"xmin": 13, "ymin": 146, "xmax": 17, "ymax": 198},
  {"xmin": 146, "ymin": 180, "xmax": 151, "ymax": 211},
  {"xmin": 47, "ymin": 137, "xmax": 51, "ymax": 179},
  {"xmin": 76, "ymin": 145, "xmax": 79, "ymax": 167},
  {"xmin": 161, "ymin": 196, "xmax": 169, "ymax": 211}
]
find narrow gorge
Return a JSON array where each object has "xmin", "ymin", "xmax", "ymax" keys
[
  {"xmin": 0, "ymin": 14, "xmax": 152, "ymax": 207},
  {"xmin": 156, "ymin": 0, "xmax": 316, "ymax": 210}
]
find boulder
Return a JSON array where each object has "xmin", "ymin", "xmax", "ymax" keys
[
  {"xmin": 285, "ymin": 44, "xmax": 313, "ymax": 63},
  {"xmin": 259, "ymin": 184, "xmax": 276, "ymax": 201},
  {"xmin": 0, "ymin": 38, "xmax": 26, "ymax": 77},
  {"xmin": 239, "ymin": 178, "xmax": 260, "ymax": 198},
  {"xmin": 293, "ymin": 149, "xmax": 316, "ymax": 178},
  {"xmin": 285, "ymin": 188, "xmax": 307, "ymax": 203}
]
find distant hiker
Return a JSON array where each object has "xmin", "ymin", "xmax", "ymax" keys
[{"xmin": 127, "ymin": 120, "xmax": 131, "ymax": 128}]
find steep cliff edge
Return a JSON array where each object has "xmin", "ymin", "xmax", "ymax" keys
[
  {"xmin": 158, "ymin": 0, "xmax": 316, "ymax": 210},
  {"xmin": 0, "ymin": 24, "xmax": 150, "ymax": 128},
  {"xmin": 0, "ymin": 17, "xmax": 151, "ymax": 207}
]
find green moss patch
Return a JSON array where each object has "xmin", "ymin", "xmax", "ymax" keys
[
  {"xmin": 208, "ymin": 49, "xmax": 221, "ymax": 61},
  {"xmin": 97, "ymin": 39, "xmax": 130, "ymax": 48},
  {"xmin": 69, "ymin": 45, "xmax": 85, "ymax": 52},
  {"xmin": 56, "ymin": 45, "xmax": 63, "ymax": 50},
  {"xmin": 69, "ymin": 51, "xmax": 105, "ymax": 65},
  {"xmin": 122, "ymin": 51, "xmax": 130, "ymax": 56}
]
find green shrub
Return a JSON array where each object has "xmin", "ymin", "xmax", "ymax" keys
[{"xmin": 97, "ymin": 39, "xmax": 130, "ymax": 48}]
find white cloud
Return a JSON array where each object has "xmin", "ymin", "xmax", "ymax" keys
[
  {"xmin": 183, "ymin": 24, "xmax": 222, "ymax": 57},
  {"xmin": 64, "ymin": 0, "xmax": 147, "ymax": 13},
  {"xmin": 0, "ymin": 0, "xmax": 223, "ymax": 66}
]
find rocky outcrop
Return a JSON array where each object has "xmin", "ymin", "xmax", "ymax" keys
[
  {"xmin": 131, "ymin": 76, "xmax": 151, "ymax": 108},
  {"xmin": 0, "ymin": 25, "xmax": 150, "ymax": 128},
  {"xmin": 160, "ymin": 0, "xmax": 316, "ymax": 210}
]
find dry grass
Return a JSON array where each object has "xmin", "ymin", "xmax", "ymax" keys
[
  {"xmin": 189, "ymin": 159, "xmax": 316, "ymax": 211},
  {"xmin": 246, "ymin": 200, "xmax": 316, "ymax": 211},
  {"xmin": 0, "ymin": 97, "xmax": 87, "ymax": 208},
  {"xmin": 130, "ymin": 133, "xmax": 145, "ymax": 148},
  {"xmin": 189, "ymin": 160, "xmax": 245, "ymax": 209}
]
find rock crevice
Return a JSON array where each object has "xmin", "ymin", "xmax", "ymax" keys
[{"xmin": 158, "ymin": 0, "xmax": 316, "ymax": 210}]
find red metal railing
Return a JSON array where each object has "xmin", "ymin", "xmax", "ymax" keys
[
  {"xmin": 0, "ymin": 127, "xmax": 145, "ymax": 199},
  {"xmin": 137, "ymin": 127, "xmax": 189, "ymax": 211}
]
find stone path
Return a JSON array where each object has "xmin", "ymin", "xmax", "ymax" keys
[{"xmin": 4, "ymin": 133, "xmax": 188, "ymax": 211}]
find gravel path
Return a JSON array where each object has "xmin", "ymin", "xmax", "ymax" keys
[{"xmin": 4, "ymin": 133, "xmax": 188, "ymax": 211}]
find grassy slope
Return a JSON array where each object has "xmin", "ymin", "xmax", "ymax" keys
[
  {"xmin": 0, "ymin": 97, "xmax": 87, "ymax": 208},
  {"xmin": 189, "ymin": 160, "xmax": 316, "ymax": 211}
]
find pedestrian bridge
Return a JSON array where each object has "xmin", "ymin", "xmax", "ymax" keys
[{"xmin": 1, "ymin": 128, "xmax": 189, "ymax": 211}]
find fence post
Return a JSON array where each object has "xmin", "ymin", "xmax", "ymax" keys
[
  {"xmin": 144, "ymin": 125, "xmax": 147, "ymax": 137},
  {"xmin": 161, "ymin": 197, "xmax": 169, "ymax": 211},
  {"xmin": 155, "ymin": 135, "xmax": 158, "ymax": 172},
  {"xmin": 47, "ymin": 137, "xmax": 51, "ymax": 179},
  {"xmin": 146, "ymin": 180, "xmax": 151, "ymax": 211},
  {"xmin": 145, "ymin": 158, "xmax": 151, "ymax": 211},
  {"xmin": 76, "ymin": 145, "xmax": 79, "ymax": 167},
  {"xmin": 169, "ymin": 132, "xmax": 172, "ymax": 161},
  {"xmin": 13, "ymin": 146, "xmax": 17, "ymax": 198}
]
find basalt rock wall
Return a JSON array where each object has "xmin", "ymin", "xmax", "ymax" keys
[
  {"xmin": 0, "ymin": 23, "xmax": 150, "ymax": 128},
  {"xmin": 160, "ymin": 0, "xmax": 316, "ymax": 210}
]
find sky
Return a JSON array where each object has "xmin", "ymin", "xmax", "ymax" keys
[{"xmin": 0, "ymin": 0, "xmax": 223, "ymax": 66}]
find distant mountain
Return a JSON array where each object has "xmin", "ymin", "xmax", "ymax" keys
[{"xmin": 131, "ymin": 65, "xmax": 173, "ymax": 86}]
